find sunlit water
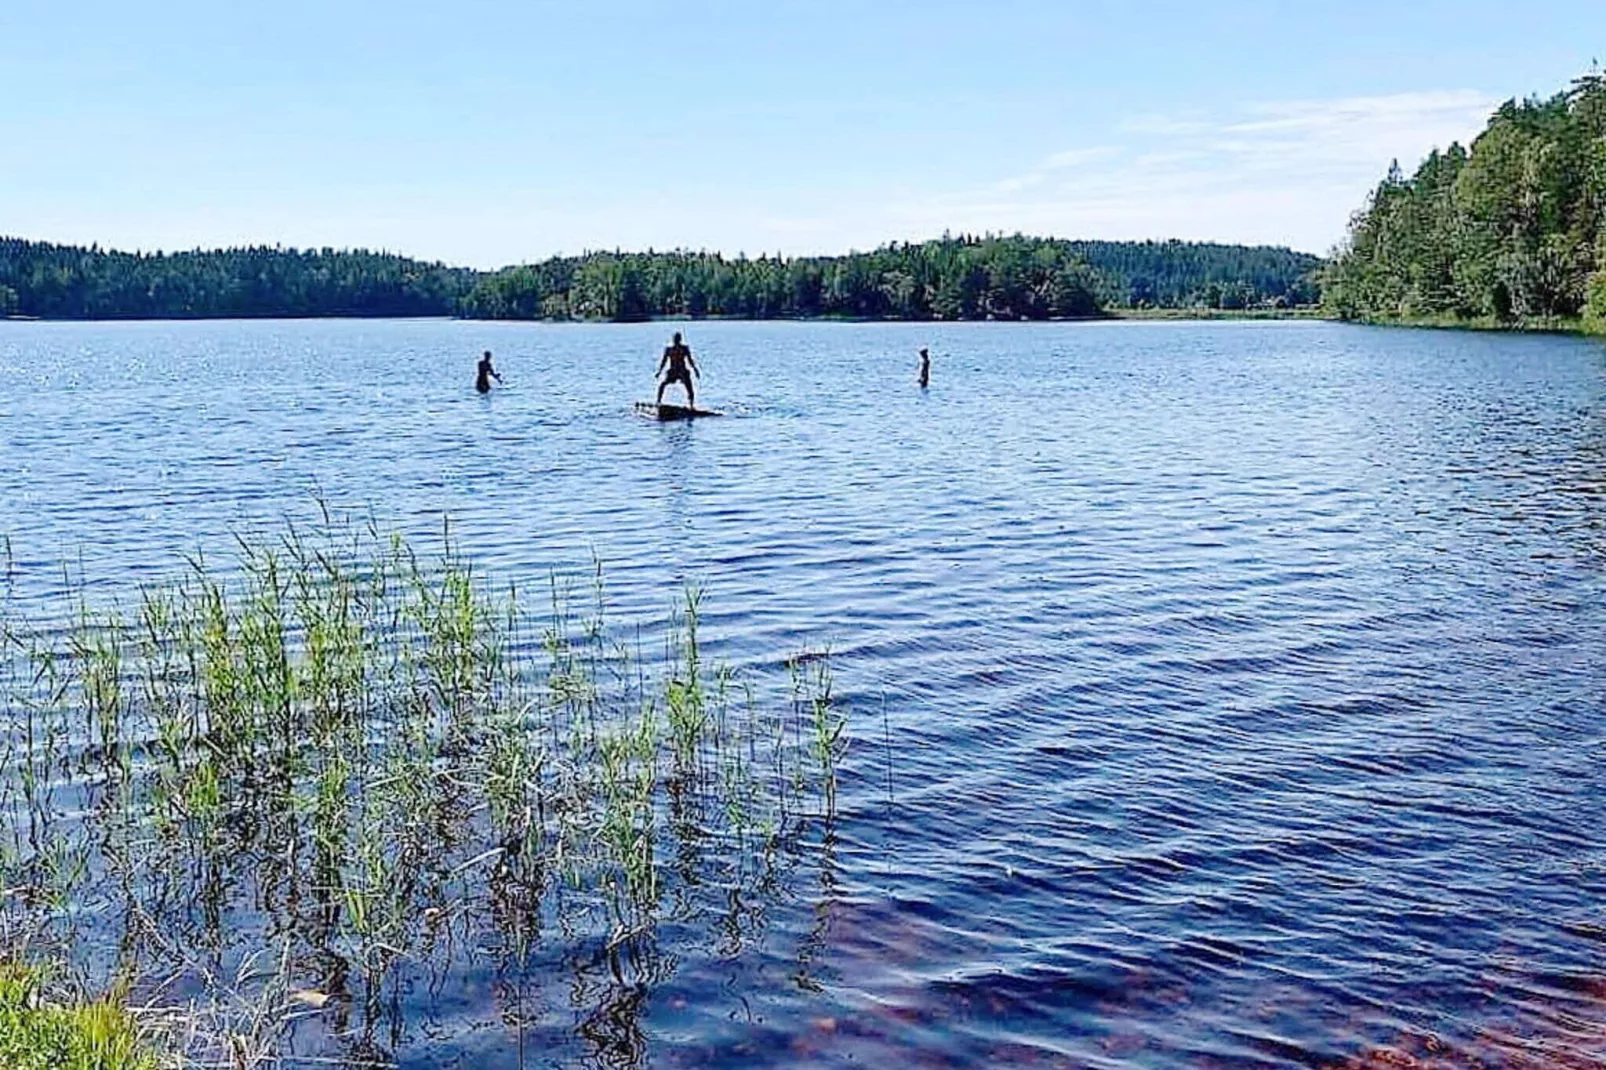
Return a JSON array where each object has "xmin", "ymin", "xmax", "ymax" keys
[{"xmin": 3, "ymin": 318, "xmax": 1605, "ymax": 1067}]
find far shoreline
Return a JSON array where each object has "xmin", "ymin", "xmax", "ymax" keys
[
  {"xmin": 4, "ymin": 309, "xmax": 1321, "ymax": 326},
  {"xmin": 1327, "ymin": 312, "xmax": 1596, "ymax": 337},
  {"xmin": 7, "ymin": 308, "xmax": 1598, "ymax": 336}
]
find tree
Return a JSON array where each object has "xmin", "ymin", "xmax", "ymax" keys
[
  {"xmin": 0, "ymin": 238, "xmax": 476, "ymax": 319},
  {"xmin": 3, "ymin": 233, "xmax": 1327, "ymax": 323},
  {"xmin": 1326, "ymin": 73, "xmax": 1606, "ymax": 326},
  {"xmin": 1586, "ymin": 267, "xmax": 1606, "ymax": 335}
]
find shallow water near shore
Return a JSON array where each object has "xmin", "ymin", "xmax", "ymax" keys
[{"xmin": 2, "ymin": 317, "xmax": 1606, "ymax": 1067}]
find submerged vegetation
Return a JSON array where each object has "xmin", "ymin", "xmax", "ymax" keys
[
  {"xmin": 0, "ymin": 518, "xmax": 847, "ymax": 1065},
  {"xmin": 1, "ymin": 233, "xmax": 1318, "ymax": 323},
  {"xmin": 1325, "ymin": 71, "xmax": 1606, "ymax": 334}
]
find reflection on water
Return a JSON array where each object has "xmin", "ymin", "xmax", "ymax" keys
[{"xmin": 1, "ymin": 318, "xmax": 1604, "ymax": 1066}]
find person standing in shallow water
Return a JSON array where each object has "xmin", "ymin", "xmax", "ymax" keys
[
  {"xmin": 476, "ymin": 350, "xmax": 502, "ymax": 394},
  {"xmin": 656, "ymin": 331, "xmax": 700, "ymax": 406},
  {"xmin": 918, "ymin": 347, "xmax": 930, "ymax": 389}
]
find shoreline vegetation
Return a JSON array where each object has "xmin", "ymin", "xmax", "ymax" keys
[
  {"xmin": 0, "ymin": 965, "xmax": 158, "ymax": 1070},
  {"xmin": 1324, "ymin": 71, "xmax": 1606, "ymax": 337},
  {"xmin": 0, "ymin": 515, "xmax": 849, "ymax": 1066},
  {"xmin": 1333, "ymin": 312, "xmax": 1592, "ymax": 335},
  {"xmin": 1, "ymin": 235, "xmax": 1319, "ymax": 324},
  {"xmin": 1107, "ymin": 305, "xmax": 1325, "ymax": 322}
]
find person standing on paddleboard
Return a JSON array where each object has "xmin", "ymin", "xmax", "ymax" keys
[
  {"xmin": 476, "ymin": 350, "xmax": 502, "ymax": 394},
  {"xmin": 918, "ymin": 346, "xmax": 930, "ymax": 388},
  {"xmin": 656, "ymin": 332, "xmax": 700, "ymax": 406}
]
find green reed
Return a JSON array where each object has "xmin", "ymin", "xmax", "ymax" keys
[{"xmin": 0, "ymin": 516, "xmax": 845, "ymax": 1066}]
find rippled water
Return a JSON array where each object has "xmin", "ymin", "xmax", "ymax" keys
[{"xmin": 3, "ymin": 318, "xmax": 1606, "ymax": 1067}]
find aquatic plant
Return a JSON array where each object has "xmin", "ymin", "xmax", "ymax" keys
[
  {"xmin": 0, "ymin": 964, "xmax": 158, "ymax": 1070},
  {"xmin": 0, "ymin": 517, "xmax": 845, "ymax": 1065}
]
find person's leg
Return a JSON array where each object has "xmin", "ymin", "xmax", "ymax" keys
[
  {"xmin": 684, "ymin": 375, "xmax": 695, "ymax": 407},
  {"xmin": 656, "ymin": 377, "xmax": 667, "ymax": 403}
]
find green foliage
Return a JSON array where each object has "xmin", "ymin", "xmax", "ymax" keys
[
  {"xmin": 1065, "ymin": 239, "xmax": 1319, "ymax": 308},
  {"xmin": 1326, "ymin": 72, "xmax": 1606, "ymax": 326},
  {"xmin": 0, "ymin": 238, "xmax": 477, "ymax": 319},
  {"xmin": 0, "ymin": 966, "xmax": 156, "ymax": 1070},
  {"xmin": 463, "ymin": 235, "xmax": 1318, "ymax": 322},
  {"xmin": 1, "ymin": 233, "xmax": 1321, "ymax": 323},
  {"xmin": 1586, "ymin": 267, "xmax": 1606, "ymax": 334},
  {"xmin": 1, "ymin": 519, "xmax": 846, "ymax": 1063},
  {"xmin": 463, "ymin": 237, "xmax": 1107, "ymax": 321}
]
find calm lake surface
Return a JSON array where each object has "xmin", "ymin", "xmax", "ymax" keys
[{"xmin": 2, "ymin": 318, "xmax": 1605, "ymax": 1067}]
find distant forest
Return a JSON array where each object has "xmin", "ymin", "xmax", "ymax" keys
[
  {"xmin": 1324, "ymin": 72, "xmax": 1606, "ymax": 333},
  {"xmin": 1067, "ymin": 240, "xmax": 1320, "ymax": 309},
  {"xmin": 462, "ymin": 237, "xmax": 1319, "ymax": 321},
  {"xmin": 0, "ymin": 239, "xmax": 477, "ymax": 320},
  {"xmin": 1, "ymin": 234, "xmax": 1320, "ymax": 323}
]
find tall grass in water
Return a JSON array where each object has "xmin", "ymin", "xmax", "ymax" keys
[{"xmin": 0, "ymin": 518, "xmax": 845, "ymax": 1066}]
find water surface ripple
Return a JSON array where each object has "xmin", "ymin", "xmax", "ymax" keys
[{"xmin": 3, "ymin": 318, "xmax": 1605, "ymax": 1067}]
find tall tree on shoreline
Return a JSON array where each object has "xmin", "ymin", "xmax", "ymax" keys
[{"xmin": 1325, "ymin": 72, "xmax": 1606, "ymax": 331}]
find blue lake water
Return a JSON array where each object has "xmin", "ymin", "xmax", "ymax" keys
[{"xmin": 2, "ymin": 317, "xmax": 1605, "ymax": 1066}]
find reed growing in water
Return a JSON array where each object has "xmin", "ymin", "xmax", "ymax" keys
[{"xmin": 0, "ymin": 516, "xmax": 847, "ymax": 1066}]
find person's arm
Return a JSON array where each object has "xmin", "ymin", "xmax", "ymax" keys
[
  {"xmin": 657, "ymin": 351, "xmax": 669, "ymax": 375},
  {"xmin": 689, "ymin": 352, "xmax": 700, "ymax": 377}
]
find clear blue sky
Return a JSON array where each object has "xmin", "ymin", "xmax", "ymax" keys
[{"xmin": 1, "ymin": 1, "xmax": 1597, "ymax": 266}]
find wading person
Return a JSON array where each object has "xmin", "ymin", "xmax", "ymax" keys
[
  {"xmin": 476, "ymin": 350, "xmax": 502, "ymax": 394},
  {"xmin": 918, "ymin": 346, "xmax": 930, "ymax": 388},
  {"xmin": 656, "ymin": 331, "xmax": 700, "ymax": 406}
]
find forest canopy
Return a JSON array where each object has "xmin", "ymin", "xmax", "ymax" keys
[
  {"xmin": 460, "ymin": 236, "xmax": 1318, "ymax": 322},
  {"xmin": 0, "ymin": 239, "xmax": 477, "ymax": 320},
  {"xmin": 1, "ymin": 234, "xmax": 1318, "ymax": 323},
  {"xmin": 1324, "ymin": 72, "xmax": 1606, "ymax": 333}
]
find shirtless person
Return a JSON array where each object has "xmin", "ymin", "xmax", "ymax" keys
[
  {"xmin": 655, "ymin": 331, "xmax": 700, "ymax": 406},
  {"xmin": 476, "ymin": 350, "xmax": 502, "ymax": 394}
]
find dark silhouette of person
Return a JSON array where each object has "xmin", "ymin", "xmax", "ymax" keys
[
  {"xmin": 656, "ymin": 332, "xmax": 700, "ymax": 406},
  {"xmin": 918, "ymin": 347, "xmax": 930, "ymax": 388},
  {"xmin": 476, "ymin": 350, "xmax": 502, "ymax": 394}
]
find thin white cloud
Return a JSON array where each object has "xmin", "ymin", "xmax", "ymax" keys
[
  {"xmin": 915, "ymin": 89, "xmax": 1499, "ymax": 254},
  {"xmin": 992, "ymin": 146, "xmax": 1122, "ymax": 194}
]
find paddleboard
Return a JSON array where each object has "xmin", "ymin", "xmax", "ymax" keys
[{"xmin": 634, "ymin": 401, "xmax": 723, "ymax": 421}]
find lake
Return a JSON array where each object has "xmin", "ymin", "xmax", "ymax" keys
[{"xmin": 2, "ymin": 317, "xmax": 1605, "ymax": 1067}]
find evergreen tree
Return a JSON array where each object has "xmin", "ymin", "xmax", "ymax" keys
[
  {"xmin": 1, "ymin": 233, "xmax": 1321, "ymax": 323},
  {"xmin": 1326, "ymin": 72, "xmax": 1606, "ymax": 332}
]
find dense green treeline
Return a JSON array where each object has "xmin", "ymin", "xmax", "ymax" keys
[
  {"xmin": 0, "ymin": 238, "xmax": 476, "ymax": 319},
  {"xmin": 0, "ymin": 233, "xmax": 1320, "ymax": 322},
  {"xmin": 1066, "ymin": 240, "xmax": 1320, "ymax": 308},
  {"xmin": 462, "ymin": 237, "xmax": 1106, "ymax": 321},
  {"xmin": 463, "ymin": 236, "xmax": 1319, "ymax": 322},
  {"xmin": 1325, "ymin": 73, "xmax": 1606, "ymax": 333}
]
